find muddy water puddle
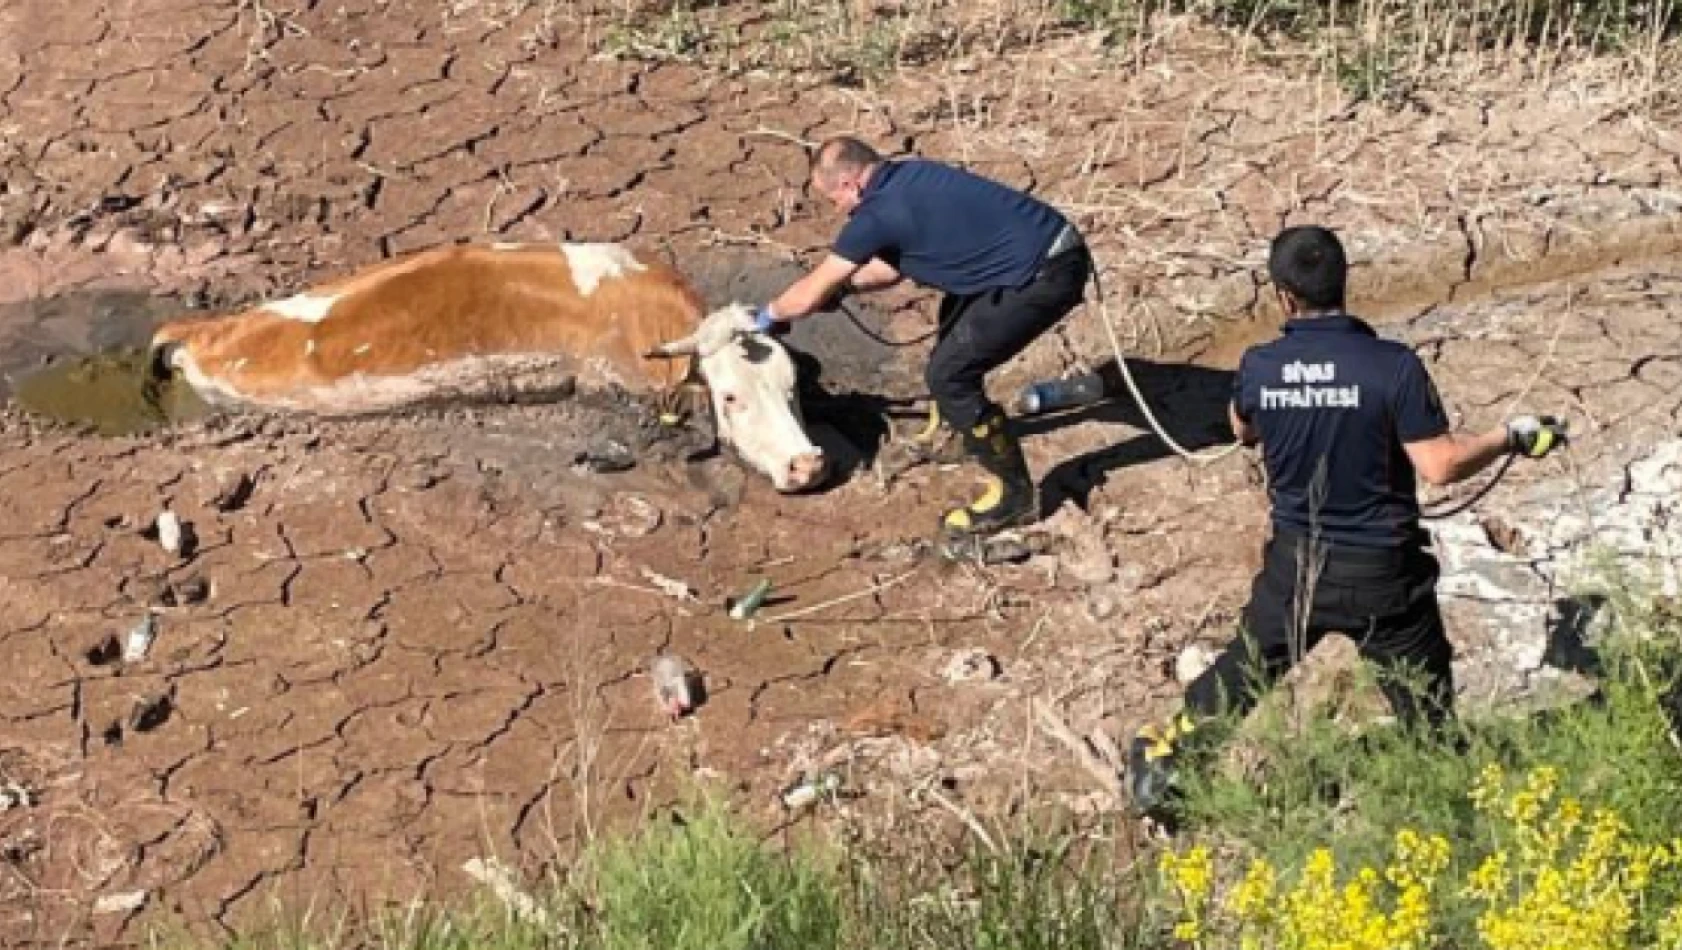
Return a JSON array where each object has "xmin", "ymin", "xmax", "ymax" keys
[
  {"xmin": 1, "ymin": 288, "xmax": 213, "ymax": 435},
  {"xmin": 12, "ymin": 347, "xmax": 213, "ymax": 435}
]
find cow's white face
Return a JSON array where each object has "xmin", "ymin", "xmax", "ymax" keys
[{"xmin": 649, "ymin": 304, "xmax": 827, "ymax": 493}]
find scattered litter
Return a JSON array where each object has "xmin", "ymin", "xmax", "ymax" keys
[
  {"xmin": 1174, "ymin": 643, "xmax": 1221, "ymax": 684},
  {"xmin": 155, "ymin": 510, "xmax": 182, "ymax": 554},
  {"xmin": 574, "ymin": 439, "xmax": 636, "ymax": 474},
  {"xmin": 122, "ymin": 613, "xmax": 157, "ymax": 663},
  {"xmin": 780, "ymin": 772, "xmax": 842, "ymax": 811},
  {"xmin": 0, "ymin": 781, "xmax": 36, "ymax": 812},
  {"xmin": 650, "ymin": 653, "xmax": 704, "ymax": 721},
  {"xmin": 942, "ymin": 648, "xmax": 1002, "ymax": 684},
  {"xmin": 462, "ymin": 857, "xmax": 552, "ymax": 928},
  {"xmin": 728, "ymin": 578, "xmax": 773, "ymax": 620},
  {"xmin": 638, "ymin": 566, "xmax": 697, "ymax": 602},
  {"xmin": 92, "ymin": 890, "xmax": 148, "ymax": 915}
]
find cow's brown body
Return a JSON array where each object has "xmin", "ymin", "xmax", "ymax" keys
[{"xmin": 150, "ymin": 242, "xmax": 701, "ymax": 413}]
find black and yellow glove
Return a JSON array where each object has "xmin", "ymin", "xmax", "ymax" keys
[{"xmin": 1506, "ymin": 415, "xmax": 1568, "ymax": 458}]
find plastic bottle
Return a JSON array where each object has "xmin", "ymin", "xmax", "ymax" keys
[{"xmin": 1015, "ymin": 372, "xmax": 1106, "ymax": 415}]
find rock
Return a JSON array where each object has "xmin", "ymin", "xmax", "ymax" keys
[
  {"xmin": 160, "ymin": 574, "xmax": 213, "ymax": 607},
  {"xmin": 127, "ymin": 690, "xmax": 174, "ymax": 733},
  {"xmin": 574, "ymin": 438, "xmax": 635, "ymax": 474},
  {"xmin": 214, "ymin": 473, "xmax": 257, "ymax": 512},
  {"xmin": 92, "ymin": 891, "xmax": 147, "ymax": 915},
  {"xmin": 584, "ymin": 493, "xmax": 662, "ymax": 538},
  {"xmin": 1060, "ymin": 534, "xmax": 1115, "ymax": 586},
  {"xmin": 1084, "ymin": 593, "xmax": 1119, "ymax": 622},
  {"xmin": 942, "ymin": 648, "xmax": 1001, "ymax": 683}
]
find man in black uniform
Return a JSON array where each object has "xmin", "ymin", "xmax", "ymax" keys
[
  {"xmin": 753, "ymin": 135, "xmax": 1093, "ymax": 543},
  {"xmin": 1127, "ymin": 225, "xmax": 1568, "ymax": 818}
]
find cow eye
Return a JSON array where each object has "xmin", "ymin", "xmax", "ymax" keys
[{"xmin": 722, "ymin": 393, "xmax": 739, "ymax": 409}]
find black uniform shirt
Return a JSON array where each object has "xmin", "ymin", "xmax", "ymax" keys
[{"xmin": 1233, "ymin": 314, "xmax": 1451, "ymax": 548}]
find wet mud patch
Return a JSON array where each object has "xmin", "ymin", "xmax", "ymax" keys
[
  {"xmin": 0, "ymin": 286, "xmax": 216, "ymax": 435},
  {"xmin": 675, "ymin": 246, "xmax": 926, "ymax": 401},
  {"xmin": 12, "ymin": 347, "xmax": 213, "ymax": 435},
  {"xmin": 676, "ymin": 247, "xmax": 930, "ymax": 479}
]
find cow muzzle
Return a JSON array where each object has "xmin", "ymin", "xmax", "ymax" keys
[{"xmin": 779, "ymin": 449, "xmax": 828, "ymax": 494}]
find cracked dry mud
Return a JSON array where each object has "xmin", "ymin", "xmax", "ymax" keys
[{"xmin": 2, "ymin": 0, "xmax": 1681, "ymax": 943}]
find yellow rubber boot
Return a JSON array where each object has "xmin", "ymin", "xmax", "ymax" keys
[
  {"xmin": 1128, "ymin": 713, "xmax": 1197, "ymax": 818},
  {"xmin": 940, "ymin": 409, "xmax": 1036, "ymax": 537}
]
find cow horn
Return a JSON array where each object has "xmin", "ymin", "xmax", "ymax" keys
[{"xmin": 644, "ymin": 333, "xmax": 700, "ymax": 359}]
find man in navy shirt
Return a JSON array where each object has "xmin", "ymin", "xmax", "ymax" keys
[
  {"xmin": 1127, "ymin": 225, "xmax": 1568, "ymax": 820},
  {"xmin": 754, "ymin": 135, "xmax": 1093, "ymax": 542}
]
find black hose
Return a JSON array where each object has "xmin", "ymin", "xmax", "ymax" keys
[
  {"xmin": 1419, "ymin": 453, "xmax": 1517, "ymax": 520},
  {"xmin": 835, "ymin": 299, "xmax": 937, "ymax": 348}
]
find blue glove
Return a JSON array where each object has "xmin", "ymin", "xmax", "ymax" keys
[{"xmin": 753, "ymin": 305, "xmax": 778, "ymax": 334}]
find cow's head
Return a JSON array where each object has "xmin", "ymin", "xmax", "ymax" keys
[{"xmin": 646, "ymin": 304, "xmax": 827, "ymax": 493}]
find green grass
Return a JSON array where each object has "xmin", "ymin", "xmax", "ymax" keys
[
  {"xmin": 575, "ymin": 792, "xmax": 844, "ymax": 950},
  {"xmin": 1161, "ymin": 560, "xmax": 1682, "ymax": 946}
]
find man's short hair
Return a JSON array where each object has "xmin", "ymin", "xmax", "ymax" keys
[
  {"xmin": 812, "ymin": 135, "xmax": 882, "ymax": 184},
  {"xmin": 1268, "ymin": 225, "xmax": 1348, "ymax": 310}
]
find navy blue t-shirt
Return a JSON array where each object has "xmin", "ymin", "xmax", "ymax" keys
[
  {"xmin": 1233, "ymin": 315, "xmax": 1450, "ymax": 548},
  {"xmin": 830, "ymin": 159, "xmax": 1068, "ymax": 297}
]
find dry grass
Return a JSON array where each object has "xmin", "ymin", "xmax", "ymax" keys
[{"xmin": 582, "ymin": 0, "xmax": 1680, "ymax": 100}]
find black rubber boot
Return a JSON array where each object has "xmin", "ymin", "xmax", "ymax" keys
[
  {"xmin": 904, "ymin": 403, "xmax": 966, "ymax": 466},
  {"xmin": 1127, "ymin": 712, "xmax": 1198, "ymax": 822},
  {"xmin": 940, "ymin": 408, "xmax": 1036, "ymax": 537}
]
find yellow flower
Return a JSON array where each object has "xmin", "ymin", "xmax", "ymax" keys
[
  {"xmin": 1228, "ymin": 857, "xmax": 1278, "ymax": 923},
  {"xmin": 1658, "ymin": 902, "xmax": 1682, "ymax": 949},
  {"xmin": 1162, "ymin": 844, "xmax": 1214, "ymax": 903},
  {"xmin": 1471, "ymin": 762, "xmax": 1508, "ymax": 812},
  {"xmin": 1464, "ymin": 851, "xmax": 1511, "ymax": 901}
]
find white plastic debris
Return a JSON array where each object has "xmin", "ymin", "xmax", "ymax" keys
[
  {"xmin": 639, "ymin": 566, "xmax": 697, "ymax": 602},
  {"xmin": 93, "ymin": 890, "xmax": 148, "ymax": 915},
  {"xmin": 780, "ymin": 772, "xmax": 841, "ymax": 811},
  {"xmin": 122, "ymin": 613, "xmax": 157, "ymax": 663},
  {"xmin": 651, "ymin": 653, "xmax": 701, "ymax": 721},
  {"xmin": 155, "ymin": 510, "xmax": 182, "ymax": 555},
  {"xmin": 0, "ymin": 781, "xmax": 36, "ymax": 812}
]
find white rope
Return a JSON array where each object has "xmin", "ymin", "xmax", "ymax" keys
[{"xmin": 1087, "ymin": 262, "xmax": 1246, "ymax": 464}]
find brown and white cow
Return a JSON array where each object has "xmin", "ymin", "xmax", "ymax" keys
[{"xmin": 147, "ymin": 241, "xmax": 828, "ymax": 492}]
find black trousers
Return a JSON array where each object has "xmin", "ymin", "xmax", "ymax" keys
[
  {"xmin": 926, "ymin": 245, "xmax": 1093, "ymax": 431},
  {"xmin": 1184, "ymin": 528, "xmax": 1456, "ymax": 730}
]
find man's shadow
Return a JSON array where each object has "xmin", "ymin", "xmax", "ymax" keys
[{"xmin": 1017, "ymin": 358, "xmax": 1240, "ymax": 516}]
